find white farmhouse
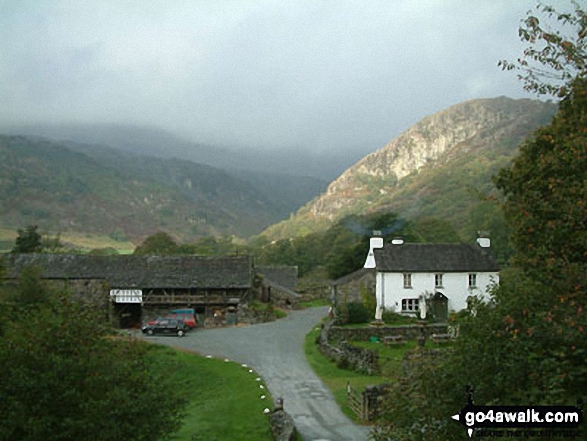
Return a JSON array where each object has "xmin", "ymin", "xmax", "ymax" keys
[{"xmin": 365, "ymin": 238, "xmax": 500, "ymax": 321}]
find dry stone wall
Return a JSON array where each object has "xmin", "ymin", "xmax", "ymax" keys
[{"xmin": 328, "ymin": 323, "xmax": 448, "ymax": 343}]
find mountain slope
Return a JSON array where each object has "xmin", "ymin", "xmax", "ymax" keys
[
  {"xmin": 263, "ymin": 97, "xmax": 557, "ymax": 240},
  {"xmin": 0, "ymin": 135, "xmax": 293, "ymax": 244},
  {"xmin": 2, "ymin": 123, "xmax": 365, "ymax": 181}
]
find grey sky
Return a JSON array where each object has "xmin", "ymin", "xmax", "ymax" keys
[{"xmin": 0, "ymin": 0, "xmax": 551, "ymax": 154}]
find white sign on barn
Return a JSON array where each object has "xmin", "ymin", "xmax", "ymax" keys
[{"xmin": 109, "ymin": 289, "xmax": 142, "ymax": 303}]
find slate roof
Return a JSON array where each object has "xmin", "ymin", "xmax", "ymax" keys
[
  {"xmin": 256, "ymin": 265, "xmax": 298, "ymax": 292},
  {"xmin": 5, "ymin": 254, "xmax": 253, "ymax": 289},
  {"xmin": 373, "ymin": 243, "xmax": 500, "ymax": 273},
  {"xmin": 331, "ymin": 268, "xmax": 374, "ymax": 286}
]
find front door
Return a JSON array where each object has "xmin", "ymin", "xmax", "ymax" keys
[{"xmin": 432, "ymin": 292, "xmax": 448, "ymax": 322}]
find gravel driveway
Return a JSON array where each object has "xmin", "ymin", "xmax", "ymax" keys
[{"xmin": 146, "ymin": 307, "xmax": 370, "ymax": 441}]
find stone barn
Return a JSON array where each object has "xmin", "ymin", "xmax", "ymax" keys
[
  {"xmin": 4, "ymin": 254, "xmax": 254, "ymax": 328},
  {"xmin": 256, "ymin": 265, "xmax": 301, "ymax": 308}
]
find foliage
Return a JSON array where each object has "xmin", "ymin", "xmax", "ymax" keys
[
  {"xmin": 178, "ymin": 235, "xmax": 242, "ymax": 256},
  {"xmin": 0, "ymin": 275, "xmax": 187, "ymax": 441},
  {"xmin": 382, "ymin": 310, "xmax": 418, "ymax": 326},
  {"xmin": 88, "ymin": 247, "xmax": 120, "ymax": 255},
  {"xmin": 11, "ymin": 225, "xmax": 42, "ymax": 253},
  {"xmin": 361, "ymin": 285, "xmax": 377, "ymax": 318},
  {"xmin": 499, "ymin": 1, "xmax": 587, "ymax": 98},
  {"xmin": 345, "ymin": 302, "xmax": 371, "ymax": 324},
  {"xmin": 253, "ymin": 211, "xmax": 421, "ymax": 278},
  {"xmin": 134, "ymin": 231, "xmax": 179, "ymax": 255},
  {"xmin": 494, "ymin": 79, "xmax": 587, "ymax": 285},
  {"xmin": 109, "ymin": 228, "xmax": 128, "ymax": 242},
  {"xmin": 410, "ymin": 217, "xmax": 461, "ymax": 243}
]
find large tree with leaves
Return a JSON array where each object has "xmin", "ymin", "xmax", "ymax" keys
[
  {"xmin": 11, "ymin": 225, "xmax": 42, "ymax": 253},
  {"xmin": 0, "ymin": 270, "xmax": 187, "ymax": 441}
]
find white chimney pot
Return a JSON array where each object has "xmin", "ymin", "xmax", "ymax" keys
[
  {"xmin": 364, "ymin": 237, "xmax": 384, "ymax": 268},
  {"xmin": 477, "ymin": 237, "xmax": 490, "ymax": 248}
]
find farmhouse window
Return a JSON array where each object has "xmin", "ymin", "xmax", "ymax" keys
[
  {"xmin": 403, "ymin": 273, "xmax": 412, "ymax": 288},
  {"xmin": 435, "ymin": 274, "xmax": 443, "ymax": 288},
  {"xmin": 469, "ymin": 273, "xmax": 477, "ymax": 287},
  {"xmin": 401, "ymin": 298, "xmax": 419, "ymax": 312}
]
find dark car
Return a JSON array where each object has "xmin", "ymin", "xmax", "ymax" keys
[{"xmin": 142, "ymin": 318, "xmax": 190, "ymax": 337}]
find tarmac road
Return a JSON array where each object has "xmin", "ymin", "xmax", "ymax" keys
[{"xmin": 146, "ymin": 307, "xmax": 371, "ymax": 441}]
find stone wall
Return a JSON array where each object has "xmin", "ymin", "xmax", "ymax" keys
[
  {"xmin": 319, "ymin": 320, "xmax": 380, "ymax": 375},
  {"xmin": 269, "ymin": 410, "xmax": 297, "ymax": 441},
  {"xmin": 331, "ymin": 268, "xmax": 375, "ymax": 306},
  {"xmin": 269, "ymin": 398, "xmax": 298, "ymax": 441},
  {"xmin": 328, "ymin": 323, "xmax": 448, "ymax": 343}
]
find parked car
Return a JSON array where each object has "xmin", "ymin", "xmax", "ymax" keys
[
  {"xmin": 142, "ymin": 318, "xmax": 190, "ymax": 337},
  {"xmin": 148, "ymin": 309, "xmax": 197, "ymax": 329},
  {"xmin": 169, "ymin": 309, "xmax": 198, "ymax": 328}
]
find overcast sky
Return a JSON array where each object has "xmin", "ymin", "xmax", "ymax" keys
[{"xmin": 0, "ymin": 0, "xmax": 556, "ymax": 155}]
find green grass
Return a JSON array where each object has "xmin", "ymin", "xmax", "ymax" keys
[
  {"xmin": 304, "ymin": 327, "xmax": 387, "ymax": 423},
  {"xmin": 144, "ymin": 343, "xmax": 274, "ymax": 441},
  {"xmin": 0, "ymin": 226, "xmax": 135, "ymax": 253}
]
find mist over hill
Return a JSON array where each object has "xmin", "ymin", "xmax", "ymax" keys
[
  {"xmin": 1, "ymin": 123, "xmax": 366, "ymax": 182},
  {"xmin": 0, "ymin": 135, "xmax": 324, "ymax": 246}
]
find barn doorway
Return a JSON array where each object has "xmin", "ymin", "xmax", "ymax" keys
[
  {"xmin": 113, "ymin": 303, "xmax": 142, "ymax": 329},
  {"xmin": 194, "ymin": 305, "xmax": 206, "ymax": 328}
]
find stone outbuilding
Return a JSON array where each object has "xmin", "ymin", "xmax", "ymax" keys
[
  {"xmin": 256, "ymin": 265, "xmax": 301, "ymax": 308},
  {"xmin": 4, "ymin": 254, "xmax": 254, "ymax": 328},
  {"xmin": 330, "ymin": 268, "xmax": 375, "ymax": 309}
]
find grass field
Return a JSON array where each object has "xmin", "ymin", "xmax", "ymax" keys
[
  {"xmin": 145, "ymin": 344, "xmax": 274, "ymax": 441},
  {"xmin": 0, "ymin": 226, "xmax": 135, "ymax": 254}
]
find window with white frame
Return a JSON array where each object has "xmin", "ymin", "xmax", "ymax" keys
[
  {"xmin": 401, "ymin": 298, "xmax": 419, "ymax": 312},
  {"xmin": 469, "ymin": 273, "xmax": 477, "ymax": 287},
  {"xmin": 403, "ymin": 273, "xmax": 412, "ymax": 288},
  {"xmin": 435, "ymin": 273, "xmax": 443, "ymax": 288}
]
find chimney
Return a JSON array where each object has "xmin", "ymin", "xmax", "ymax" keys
[
  {"xmin": 364, "ymin": 236, "xmax": 383, "ymax": 268},
  {"xmin": 476, "ymin": 231, "xmax": 490, "ymax": 248}
]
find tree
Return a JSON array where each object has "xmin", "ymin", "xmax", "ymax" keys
[
  {"xmin": 499, "ymin": 1, "xmax": 587, "ymax": 98},
  {"xmin": 11, "ymin": 225, "xmax": 42, "ymax": 253},
  {"xmin": 134, "ymin": 231, "xmax": 179, "ymax": 255},
  {"xmin": 0, "ymin": 273, "xmax": 187, "ymax": 441}
]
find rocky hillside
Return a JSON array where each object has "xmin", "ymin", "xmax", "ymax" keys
[
  {"xmin": 263, "ymin": 97, "xmax": 557, "ymax": 240},
  {"xmin": 0, "ymin": 135, "xmax": 306, "ymax": 245}
]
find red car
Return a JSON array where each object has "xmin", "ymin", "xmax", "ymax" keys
[{"xmin": 148, "ymin": 309, "xmax": 197, "ymax": 329}]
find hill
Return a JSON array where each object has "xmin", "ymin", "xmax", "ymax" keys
[
  {"xmin": 2, "ymin": 123, "xmax": 364, "ymax": 181},
  {"xmin": 262, "ymin": 97, "xmax": 557, "ymax": 241},
  {"xmin": 0, "ymin": 135, "xmax": 306, "ymax": 247}
]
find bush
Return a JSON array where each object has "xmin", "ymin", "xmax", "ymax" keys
[
  {"xmin": 0, "ymin": 275, "xmax": 187, "ymax": 441},
  {"xmin": 346, "ymin": 302, "xmax": 371, "ymax": 324},
  {"xmin": 382, "ymin": 310, "xmax": 418, "ymax": 325}
]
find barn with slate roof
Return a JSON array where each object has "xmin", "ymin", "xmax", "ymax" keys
[
  {"xmin": 5, "ymin": 254, "xmax": 254, "ymax": 328},
  {"xmin": 367, "ymin": 238, "xmax": 500, "ymax": 321}
]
